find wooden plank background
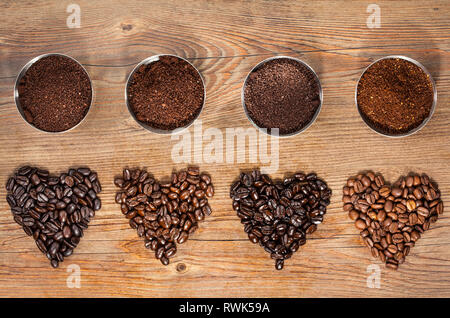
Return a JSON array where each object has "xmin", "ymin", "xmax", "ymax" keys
[{"xmin": 0, "ymin": 0, "xmax": 449, "ymax": 297}]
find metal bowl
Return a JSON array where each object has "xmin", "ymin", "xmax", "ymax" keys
[
  {"xmin": 14, "ymin": 53, "xmax": 93, "ymax": 133},
  {"xmin": 125, "ymin": 54, "xmax": 206, "ymax": 134},
  {"xmin": 241, "ymin": 55, "xmax": 323, "ymax": 137},
  {"xmin": 355, "ymin": 55, "xmax": 437, "ymax": 137}
]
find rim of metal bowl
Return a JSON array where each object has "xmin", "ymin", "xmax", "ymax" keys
[
  {"xmin": 125, "ymin": 54, "xmax": 206, "ymax": 135},
  {"xmin": 355, "ymin": 55, "xmax": 437, "ymax": 138},
  {"xmin": 241, "ymin": 55, "xmax": 323, "ymax": 138},
  {"xmin": 14, "ymin": 53, "xmax": 94, "ymax": 134}
]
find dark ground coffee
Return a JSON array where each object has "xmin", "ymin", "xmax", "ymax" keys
[
  {"xmin": 18, "ymin": 55, "xmax": 92, "ymax": 132},
  {"xmin": 244, "ymin": 58, "xmax": 321, "ymax": 136},
  {"xmin": 357, "ymin": 58, "xmax": 434, "ymax": 135},
  {"xmin": 127, "ymin": 55, "xmax": 204, "ymax": 131}
]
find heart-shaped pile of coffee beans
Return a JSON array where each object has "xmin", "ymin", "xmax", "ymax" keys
[
  {"xmin": 114, "ymin": 166, "xmax": 214, "ymax": 266},
  {"xmin": 343, "ymin": 171, "xmax": 443, "ymax": 270},
  {"xmin": 230, "ymin": 169, "xmax": 331, "ymax": 270},
  {"xmin": 5, "ymin": 166, "xmax": 102, "ymax": 268}
]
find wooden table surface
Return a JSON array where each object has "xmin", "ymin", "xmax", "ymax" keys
[{"xmin": 0, "ymin": 0, "xmax": 449, "ymax": 298}]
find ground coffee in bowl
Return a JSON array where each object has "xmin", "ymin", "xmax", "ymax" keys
[
  {"xmin": 15, "ymin": 54, "xmax": 92, "ymax": 133},
  {"xmin": 126, "ymin": 55, "xmax": 205, "ymax": 133},
  {"xmin": 356, "ymin": 56, "xmax": 436, "ymax": 136},
  {"xmin": 243, "ymin": 56, "xmax": 322, "ymax": 136}
]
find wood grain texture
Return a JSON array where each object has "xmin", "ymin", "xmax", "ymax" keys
[{"xmin": 0, "ymin": 0, "xmax": 449, "ymax": 297}]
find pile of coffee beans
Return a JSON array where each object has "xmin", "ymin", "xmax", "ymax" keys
[
  {"xmin": 343, "ymin": 172, "xmax": 443, "ymax": 269},
  {"xmin": 230, "ymin": 169, "xmax": 331, "ymax": 270},
  {"xmin": 5, "ymin": 166, "xmax": 102, "ymax": 268},
  {"xmin": 114, "ymin": 167, "xmax": 214, "ymax": 265}
]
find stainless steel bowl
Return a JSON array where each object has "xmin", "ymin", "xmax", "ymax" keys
[
  {"xmin": 125, "ymin": 54, "xmax": 206, "ymax": 134},
  {"xmin": 14, "ymin": 53, "xmax": 93, "ymax": 133},
  {"xmin": 355, "ymin": 55, "xmax": 437, "ymax": 137},
  {"xmin": 241, "ymin": 55, "xmax": 323, "ymax": 137}
]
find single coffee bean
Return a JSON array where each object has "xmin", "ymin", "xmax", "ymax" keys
[
  {"xmin": 275, "ymin": 259, "xmax": 284, "ymax": 270},
  {"xmin": 160, "ymin": 256, "xmax": 170, "ymax": 266},
  {"xmin": 177, "ymin": 231, "xmax": 189, "ymax": 244},
  {"xmin": 355, "ymin": 219, "xmax": 367, "ymax": 230}
]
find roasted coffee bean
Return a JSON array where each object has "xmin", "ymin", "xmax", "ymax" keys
[
  {"xmin": 177, "ymin": 231, "xmax": 189, "ymax": 244},
  {"xmin": 93, "ymin": 198, "xmax": 101, "ymax": 211},
  {"xmin": 344, "ymin": 172, "xmax": 443, "ymax": 270},
  {"xmin": 355, "ymin": 219, "xmax": 367, "ymax": 230},
  {"xmin": 160, "ymin": 256, "xmax": 169, "ymax": 266},
  {"xmin": 62, "ymin": 225, "xmax": 72, "ymax": 239},
  {"xmin": 114, "ymin": 167, "xmax": 213, "ymax": 266},
  {"xmin": 50, "ymin": 259, "xmax": 59, "ymax": 268},
  {"xmin": 4, "ymin": 166, "xmax": 102, "ymax": 268},
  {"xmin": 64, "ymin": 176, "xmax": 74, "ymax": 187},
  {"xmin": 231, "ymin": 169, "xmax": 331, "ymax": 270}
]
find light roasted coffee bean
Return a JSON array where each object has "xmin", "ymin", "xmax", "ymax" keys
[{"xmin": 343, "ymin": 172, "xmax": 443, "ymax": 270}]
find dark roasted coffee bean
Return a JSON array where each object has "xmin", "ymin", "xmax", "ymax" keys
[
  {"xmin": 48, "ymin": 242, "xmax": 60, "ymax": 256},
  {"xmin": 36, "ymin": 239, "xmax": 47, "ymax": 253},
  {"xmin": 6, "ymin": 194, "xmax": 16, "ymax": 207},
  {"xmin": 63, "ymin": 225, "xmax": 72, "ymax": 239},
  {"xmin": 160, "ymin": 256, "xmax": 169, "ymax": 266},
  {"xmin": 73, "ymin": 187, "xmax": 86, "ymax": 198},
  {"xmin": 6, "ymin": 177, "xmax": 16, "ymax": 191},
  {"xmin": 92, "ymin": 180, "xmax": 101, "ymax": 193},
  {"xmin": 50, "ymin": 259, "xmax": 59, "ymax": 268},
  {"xmin": 93, "ymin": 198, "xmax": 101, "ymax": 211},
  {"xmin": 30, "ymin": 173, "xmax": 40, "ymax": 185},
  {"xmin": 54, "ymin": 231, "xmax": 64, "ymax": 241},
  {"xmin": 64, "ymin": 176, "xmax": 75, "ymax": 187},
  {"xmin": 77, "ymin": 168, "xmax": 91, "ymax": 176},
  {"xmin": 63, "ymin": 248, "xmax": 73, "ymax": 257},
  {"xmin": 231, "ymin": 169, "xmax": 331, "ymax": 270},
  {"xmin": 275, "ymin": 259, "xmax": 284, "ymax": 270}
]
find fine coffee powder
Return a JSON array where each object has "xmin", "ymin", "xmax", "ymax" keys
[
  {"xmin": 357, "ymin": 58, "xmax": 434, "ymax": 135},
  {"xmin": 17, "ymin": 55, "xmax": 92, "ymax": 132},
  {"xmin": 127, "ymin": 55, "xmax": 204, "ymax": 131},
  {"xmin": 244, "ymin": 58, "xmax": 321, "ymax": 135}
]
